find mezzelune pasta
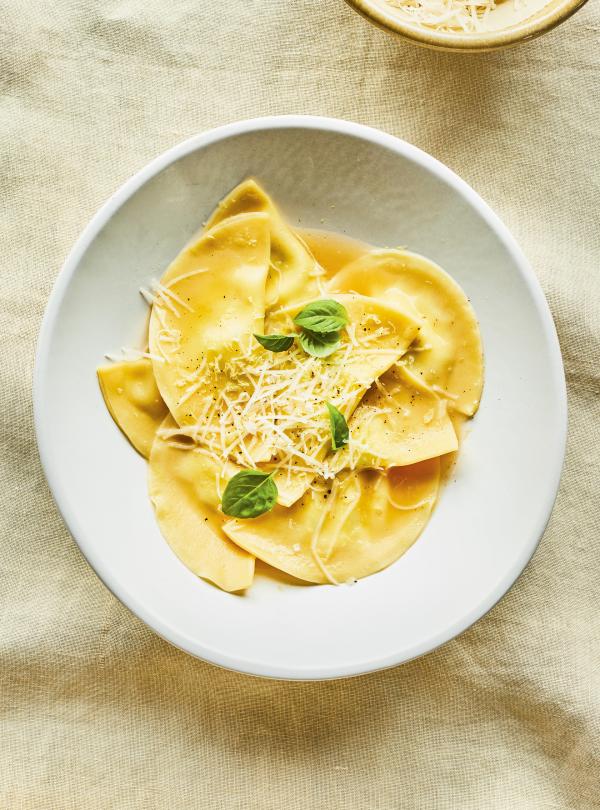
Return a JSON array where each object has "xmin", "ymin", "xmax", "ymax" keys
[{"xmin": 97, "ymin": 179, "xmax": 483, "ymax": 592}]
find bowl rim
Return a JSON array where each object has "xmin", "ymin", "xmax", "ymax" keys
[
  {"xmin": 344, "ymin": 0, "xmax": 589, "ymax": 51},
  {"xmin": 34, "ymin": 115, "xmax": 567, "ymax": 680}
]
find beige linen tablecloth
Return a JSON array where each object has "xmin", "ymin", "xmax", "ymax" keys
[{"xmin": 1, "ymin": 1, "xmax": 599, "ymax": 807}]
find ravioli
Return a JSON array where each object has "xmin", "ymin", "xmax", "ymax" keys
[
  {"xmin": 205, "ymin": 179, "xmax": 322, "ymax": 309},
  {"xmin": 337, "ymin": 369, "xmax": 458, "ymax": 470},
  {"xmin": 223, "ymin": 459, "xmax": 440, "ymax": 585},
  {"xmin": 148, "ymin": 212, "xmax": 271, "ymax": 428},
  {"xmin": 97, "ymin": 358, "xmax": 168, "ymax": 458},
  {"xmin": 328, "ymin": 249, "xmax": 484, "ymax": 416},
  {"xmin": 149, "ymin": 416, "xmax": 254, "ymax": 592}
]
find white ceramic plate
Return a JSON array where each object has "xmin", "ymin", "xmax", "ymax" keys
[{"xmin": 34, "ymin": 116, "xmax": 566, "ymax": 680}]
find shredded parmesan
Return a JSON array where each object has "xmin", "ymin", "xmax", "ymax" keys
[
  {"xmin": 165, "ymin": 268, "xmax": 210, "ymax": 288},
  {"xmin": 139, "ymin": 286, "xmax": 154, "ymax": 305},
  {"xmin": 385, "ymin": 0, "xmax": 509, "ymax": 33},
  {"xmin": 104, "ymin": 347, "xmax": 166, "ymax": 364},
  {"xmin": 165, "ymin": 327, "xmax": 383, "ymax": 480},
  {"xmin": 156, "ymin": 283, "xmax": 193, "ymax": 313}
]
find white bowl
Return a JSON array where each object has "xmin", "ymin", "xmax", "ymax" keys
[{"xmin": 34, "ymin": 116, "xmax": 566, "ymax": 680}]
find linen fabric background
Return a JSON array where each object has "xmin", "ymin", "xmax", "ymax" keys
[{"xmin": 1, "ymin": 1, "xmax": 599, "ymax": 808}]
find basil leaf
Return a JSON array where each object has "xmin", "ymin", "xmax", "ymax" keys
[
  {"xmin": 293, "ymin": 299, "xmax": 349, "ymax": 333},
  {"xmin": 221, "ymin": 470, "xmax": 278, "ymax": 519},
  {"xmin": 326, "ymin": 402, "xmax": 349, "ymax": 451},
  {"xmin": 298, "ymin": 328, "xmax": 341, "ymax": 358},
  {"xmin": 254, "ymin": 333, "xmax": 295, "ymax": 352}
]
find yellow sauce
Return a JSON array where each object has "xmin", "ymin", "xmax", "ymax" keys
[{"xmin": 297, "ymin": 228, "xmax": 369, "ymax": 279}]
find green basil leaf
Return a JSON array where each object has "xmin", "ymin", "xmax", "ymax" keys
[
  {"xmin": 326, "ymin": 402, "xmax": 349, "ymax": 451},
  {"xmin": 298, "ymin": 328, "xmax": 341, "ymax": 358},
  {"xmin": 253, "ymin": 333, "xmax": 295, "ymax": 352},
  {"xmin": 293, "ymin": 299, "xmax": 349, "ymax": 333},
  {"xmin": 221, "ymin": 470, "xmax": 278, "ymax": 519}
]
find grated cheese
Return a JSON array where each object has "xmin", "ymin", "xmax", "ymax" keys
[
  {"xmin": 105, "ymin": 347, "xmax": 166, "ymax": 364},
  {"xmin": 164, "ymin": 267, "xmax": 210, "ymax": 288},
  {"xmin": 384, "ymin": 0, "xmax": 512, "ymax": 33},
  {"xmin": 164, "ymin": 329, "xmax": 379, "ymax": 481},
  {"xmin": 139, "ymin": 286, "xmax": 154, "ymax": 305}
]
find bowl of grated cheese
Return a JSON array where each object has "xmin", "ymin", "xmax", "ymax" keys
[{"xmin": 345, "ymin": 0, "xmax": 588, "ymax": 50}]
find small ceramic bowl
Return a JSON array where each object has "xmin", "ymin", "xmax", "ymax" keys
[
  {"xmin": 345, "ymin": 0, "xmax": 588, "ymax": 51},
  {"xmin": 35, "ymin": 116, "xmax": 566, "ymax": 679}
]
